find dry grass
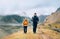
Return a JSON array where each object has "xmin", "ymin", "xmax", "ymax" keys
[
  {"xmin": 2, "ymin": 25, "xmax": 60, "ymax": 39},
  {"xmin": 40, "ymin": 29, "xmax": 60, "ymax": 39},
  {"xmin": 38, "ymin": 26, "xmax": 60, "ymax": 39},
  {"xmin": 51, "ymin": 23, "xmax": 60, "ymax": 28},
  {"xmin": 2, "ymin": 28, "xmax": 42, "ymax": 39}
]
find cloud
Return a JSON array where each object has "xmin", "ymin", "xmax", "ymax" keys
[
  {"xmin": 25, "ymin": 6, "xmax": 57, "ymax": 17},
  {"xmin": 0, "ymin": 0, "xmax": 60, "ymax": 17}
]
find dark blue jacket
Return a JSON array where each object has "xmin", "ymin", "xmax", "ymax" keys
[{"xmin": 32, "ymin": 16, "xmax": 39, "ymax": 24}]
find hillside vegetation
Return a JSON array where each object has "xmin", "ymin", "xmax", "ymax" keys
[{"xmin": 44, "ymin": 8, "xmax": 60, "ymax": 29}]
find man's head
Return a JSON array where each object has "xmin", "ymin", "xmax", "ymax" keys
[{"xmin": 34, "ymin": 13, "xmax": 37, "ymax": 16}]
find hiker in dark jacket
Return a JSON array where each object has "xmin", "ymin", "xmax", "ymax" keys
[{"xmin": 32, "ymin": 13, "xmax": 39, "ymax": 33}]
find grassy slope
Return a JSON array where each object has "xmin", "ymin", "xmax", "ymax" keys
[
  {"xmin": 2, "ymin": 26, "xmax": 60, "ymax": 39},
  {"xmin": 38, "ymin": 26, "xmax": 60, "ymax": 39},
  {"xmin": 51, "ymin": 23, "xmax": 60, "ymax": 28}
]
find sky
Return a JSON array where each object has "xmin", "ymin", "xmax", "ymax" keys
[{"xmin": 0, "ymin": 0, "xmax": 60, "ymax": 18}]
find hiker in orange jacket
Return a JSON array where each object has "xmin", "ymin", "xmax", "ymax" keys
[{"xmin": 23, "ymin": 18, "xmax": 29, "ymax": 33}]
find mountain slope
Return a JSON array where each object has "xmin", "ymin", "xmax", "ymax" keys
[
  {"xmin": 56, "ymin": 7, "xmax": 60, "ymax": 12},
  {"xmin": 0, "ymin": 15, "xmax": 25, "ymax": 23},
  {"xmin": 44, "ymin": 8, "xmax": 60, "ymax": 28},
  {"xmin": 39, "ymin": 15, "xmax": 48, "ymax": 23}
]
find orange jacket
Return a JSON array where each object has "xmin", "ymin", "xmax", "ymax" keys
[{"xmin": 23, "ymin": 19, "xmax": 29, "ymax": 26}]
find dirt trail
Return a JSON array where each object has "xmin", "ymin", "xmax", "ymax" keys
[{"xmin": 2, "ymin": 27, "xmax": 52, "ymax": 39}]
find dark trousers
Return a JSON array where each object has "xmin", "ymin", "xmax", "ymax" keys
[
  {"xmin": 33, "ymin": 23, "xmax": 37, "ymax": 33},
  {"xmin": 24, "ymin": 26, "xmax": 27, "ymax": 33}
]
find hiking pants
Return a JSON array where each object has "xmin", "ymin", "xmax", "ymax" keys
[
  {"xmin": 33, "ymin": 23, "xmax": 37, "ymax": 33},
  {"xmin": 24, "ymin": 26, "xmax": 27, "ymax": 33}
]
